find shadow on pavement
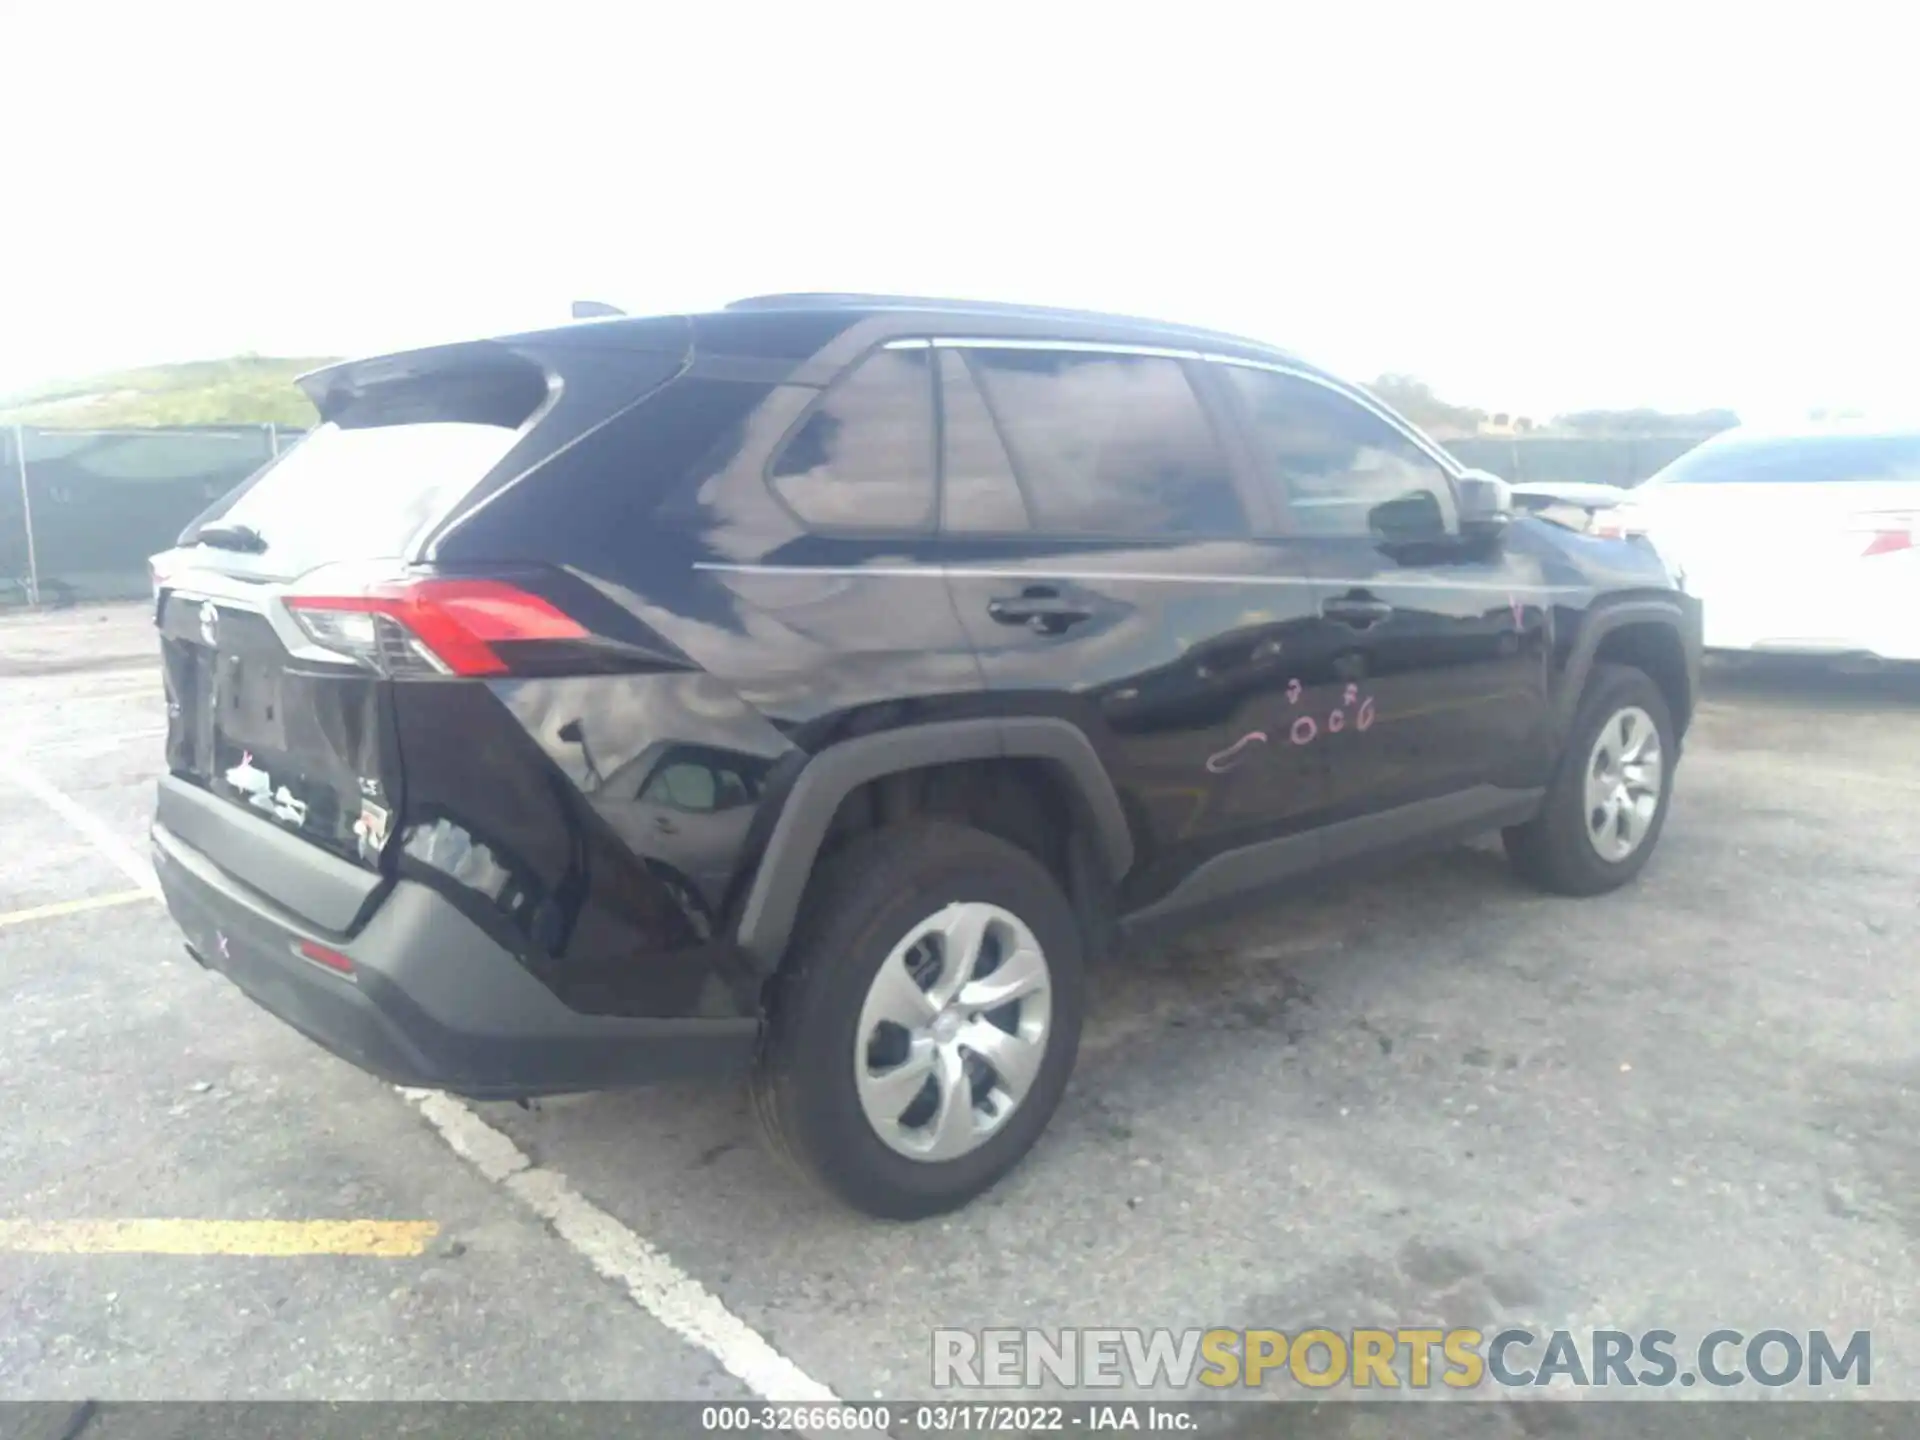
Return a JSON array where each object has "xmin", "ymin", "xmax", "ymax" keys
[{"xmin": 1701, "ymin": 655, "xmax": 1920, "ymax": 712}]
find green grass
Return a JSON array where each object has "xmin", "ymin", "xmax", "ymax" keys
[{"xmin": 0, "ymin": 356, "xmax": 340, "ymax": 428}]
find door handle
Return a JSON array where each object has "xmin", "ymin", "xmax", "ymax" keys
[
  {"xmin": 987, "ymin": 587, "xmax": 1094, "ymax": 635},
  {"xmin": 1321, "ymin": 594, "xmax": 1394, "ymax": 629}
]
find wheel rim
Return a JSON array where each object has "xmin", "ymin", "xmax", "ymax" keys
[
  {"xmin": 853, "ymin": 901, "xmax": 1053, "ymax": 1163},
  {"xmin": 1583, "ymin": 705, "xmax": 1664, "ymax": 863}
]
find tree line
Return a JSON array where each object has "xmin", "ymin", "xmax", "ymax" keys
[{"xmin": 1367, "ymin": 373, "xmax": 1739, "ymax": 439}]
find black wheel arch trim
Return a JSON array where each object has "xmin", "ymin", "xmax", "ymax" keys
[
  {"xmin": 1555, "ymin": 595, "xmax": 1701, "ymax": 737},
  {"xmin": 733, "ymin": 717, "xmax": 1133, "ymax": 973}
]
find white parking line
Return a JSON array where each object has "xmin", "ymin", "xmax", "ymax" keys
[
  {"xmin": 404, "ymin": 1090, "xmax": 841, "ymax": 1405},
  {"xmin": 0, "ymin": 760, "xmax": 160, "ymax": 897},
  {"xmin": 6, "ymin": 757, "xmax": 847, "ymax": 1414}
]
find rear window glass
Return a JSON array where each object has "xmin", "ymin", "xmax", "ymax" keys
[
  {"xmin": 1650, "ymin": 433, "xmax": 1920, "ymax": 485},
  {"xmin": 769, "ymin": 346, "xmax": 935, "ymax": 531},
  {"xmin": 212, "ymin": 421, "xmax": 522, "ymax": 574}
]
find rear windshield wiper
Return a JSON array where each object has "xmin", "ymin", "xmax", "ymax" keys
[{"xmin": 193, "ymin": 522, "xmax": 269, "ymax": 553}]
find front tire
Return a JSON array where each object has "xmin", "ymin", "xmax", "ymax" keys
[
  {"xmin": 1503, "ymin": 663, "xmax": 1677, "ymax": 896},
  {"xmin": 752, "ymin": 820, "xmax": 1085, "ymax": 1219}
]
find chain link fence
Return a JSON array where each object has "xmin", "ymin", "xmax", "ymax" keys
[
  {"xmin": 1, "ymin": 421, "xmax": 1712, "ymax": 609},
  {"xmin": 2, "ymin": 424, "xmax": 296, "ymax": 607}
]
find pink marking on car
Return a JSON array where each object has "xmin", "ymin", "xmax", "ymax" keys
[{"xmin": 1206, "ymin": 731, "xmax": 1268, "ymax": 774}]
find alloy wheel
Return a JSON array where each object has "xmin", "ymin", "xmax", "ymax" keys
[{"xmin": 1584, "ymin": 705, "xmax": 1664, "ymax": 862}]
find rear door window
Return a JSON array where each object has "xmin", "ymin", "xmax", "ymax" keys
[
  {"xmin": 769, "ymin": 345, "xmax": 936, "ymax": 531},
  {"xmin": 1221, "ymin": 365, "xmax": 1455, "ymax": 539},
  {"xmin": 956, "ymin": 347, "xmax": 1247, "ymax": 537},
  {"xmin": 938, "ymin": 350, "xmax": 1032, "ymax": 533},
  {"xmin": 210, "ymin": 420, "xmax": 524, "ymax": 575}
]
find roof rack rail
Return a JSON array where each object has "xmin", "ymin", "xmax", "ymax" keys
[
  {"xmin": 723, "ymin": 292, "xmax": 1292, "ymax": 357},
  {"xmin": 726, "ymin": 292, "xmax": 1048, "ymax": 313}
]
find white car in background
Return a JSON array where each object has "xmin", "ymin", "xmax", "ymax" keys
[{"xmin": 1620, "ymin": 424, "xmax": 1920, "ymax": 664}]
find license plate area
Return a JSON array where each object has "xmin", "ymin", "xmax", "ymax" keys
[{"xmin": 159, "ymin": 594, "xmax": 390, "ymax": 869}]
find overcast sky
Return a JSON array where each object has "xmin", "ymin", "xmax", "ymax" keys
[{"xmin": 3, "ymin": 1, "xmax": 1913, "ymax": 421}]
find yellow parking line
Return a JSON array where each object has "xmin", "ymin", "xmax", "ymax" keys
[
  {"xmin": 0, "ymin": 889, "xmax": 155, "ymax": 929},
  {"xmin": 0, "ymin": 1219, "xmax": 439, "ymax": 1257}
]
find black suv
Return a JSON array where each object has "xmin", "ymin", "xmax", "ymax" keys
[{"xmin": 149, "ymin": 295, "xmax": 1702, "ymax": 1218}]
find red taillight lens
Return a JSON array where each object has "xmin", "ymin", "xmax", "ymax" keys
[
  {"xmin": 1862, "ymin": 531, "xmax": 1913, "ymax": 557},
  {"xmin": 1851, "ymin": 511, "xmax": 1916, "ymax": 558},
  {"xmin": 295, "ymin": 940, "xmax": 355, "ymax": 976},
  {"xmin": 1588, "ymin": 504, "xmax": 1651, "ymax": 540},
  {"xmin": 285, "ymin": 577, "xmax": 586, "ymax": 677}
]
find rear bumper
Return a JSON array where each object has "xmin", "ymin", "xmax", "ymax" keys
[
  {"xmin": 1694, "ymin": 553, "xmax": 1920, "ymax": 663},
  {"xmin": 152, "ymin": 822, "xmax": 759, "ymax": 1099}
]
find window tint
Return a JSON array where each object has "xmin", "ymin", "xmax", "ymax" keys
[
  {"xmin": 1649, "ymin": 432, "xmax": 1920, "ymax": 486},
  {"xmin": 1223, "ymin": 366, "xmax": 1453, "ymax": 539},
  {"xmin": 938, "ymin": 350, "xmax": 1030, "ymax": 532},
  {"xmin": 769, "ymin": 347, "xmax": 934, "ymax": 530},
  {"xmin": 962, "ymin": 349, "xmax": 1247, "ymax": 537}
]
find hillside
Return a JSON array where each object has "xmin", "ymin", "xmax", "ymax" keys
[{"xmin": 0, "ymin": 356, "xmax": 340, "ymax": 428}]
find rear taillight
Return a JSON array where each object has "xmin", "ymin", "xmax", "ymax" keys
[
  {"xmin": 1589, "ymin": 504, "xmax": 1652, "ymax": 540},
  {"xmin": 1851, "ymin": 511, "xmax": 1916, "ymax": 557},
  {"xmin": 284, "ymin": 576, "xmax": 586, "ymax": 677}
]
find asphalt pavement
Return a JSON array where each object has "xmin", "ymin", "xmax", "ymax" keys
[{"xmin": 3, "ymin": 604, "xmax": 1916, "ymax": 1419}]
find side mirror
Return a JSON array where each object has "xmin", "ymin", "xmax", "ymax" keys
[
  {"xmin": 1456, "ymin": 469, "xmax": 1513, "ymax": 545},
  {"xmin": 1369, "ymin": 489, "xmax": 1447, "ymax": 542}
]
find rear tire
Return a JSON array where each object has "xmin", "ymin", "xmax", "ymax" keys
[
  {"xmin": 752, "ymin": 820, "xmax": 1085, "ymax": 1220},
  {"xmin": 1503, "ymin": 663, "xmax": 1676, "ymax": 896}
]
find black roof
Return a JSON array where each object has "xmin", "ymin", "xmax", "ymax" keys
[{"xmin": 315, "ymin": 293, "xmax": 1317, "ymax": 395}]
